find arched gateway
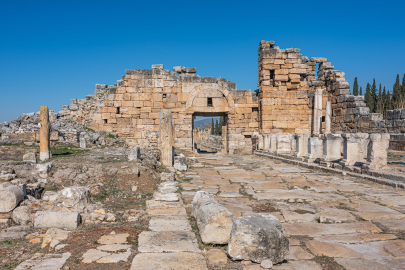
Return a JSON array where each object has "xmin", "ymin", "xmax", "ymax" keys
[{"xmin": 60, "ymin": 65, "xmax": 259, "ymax": 154}]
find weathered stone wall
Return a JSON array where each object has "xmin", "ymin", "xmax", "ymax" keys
[
  {"xmin": 258, "ymin": 41, "xmax": 330, "ymax": 134},
  {"xmin": 258, "ymin": 40, "xmax": 405, "ymax": 137},
  {"xmin": 59, "ymin": 65, "xmax": 258, "ymax": 154}
]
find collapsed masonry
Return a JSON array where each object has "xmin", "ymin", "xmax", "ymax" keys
[{"xmin": 1, "ymin": 40, "xmax": 405, "ymax": 153}]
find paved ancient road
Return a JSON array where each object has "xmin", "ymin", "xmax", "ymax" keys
[
  {"xmin": 179, "ymin": 153, "xmax": 405, "ymax": 269},
  {"xmin": 15, "ymin": 152, "xmax": 405, "ymax": 269}
]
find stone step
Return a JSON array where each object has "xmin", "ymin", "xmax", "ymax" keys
[
  {"xmin": 138, "ymin": 231, "xmax": 200, "ymax": 253},
  {"xmin": 153, "ymin": 192, "xmax": 179, "ymax": 202},
  {"xmin": 149, "ymin": 216, "xmax": 192, "ymax": 232},
  {"xmin": 146, "ymin": 207, "xmax": 187, "ymax": 216},
  {"xmin": 130, "ymin": 252, "xmax": 208, "ymax": 270},
  {"xmin": 146, "ymin": 200, "xmax": 184, "ymax": 210}
]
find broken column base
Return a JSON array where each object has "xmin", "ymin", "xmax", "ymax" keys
[{"xmin": 40, "ymin": 152, "xmax": 50, "ymax": 161}]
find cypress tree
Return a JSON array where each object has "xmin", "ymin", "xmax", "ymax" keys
[
  {"xmin": 402, "ymin": 74, "xmax": 405, "ymax": 97},
  {"xmin": 365, "ymin": 83, "xmax": 373, "ymax": 112},
  {"xmin": 382, "ymin": 86, "xmax": 387, "ymax": 118},
  {"xmin": 371, "ymin": 79, "xmax": 377, "ymax": 113},
  {"xmin": 211, "ymin": 118, "xmax": 214, "ymax": 135},
  {"xmin": 387, "ymin": 90, "xmax": 393, "ymax": 111},
  {"xmin": 376, "ymin": 83, "xmax": 382, "ymax": 114},
  {"xmin": 393, "ymin": 74, "xmax": 401, "ymax": 108},
  {"xmin": 218, "ymin": 116, "xmax": 223, "ymax": 135},
  {"xmin": 353, "ymin": 77, "xmax": 359, "ymax": 96},
  {"xmin": 215, "ymin": 119, "xmax": 219, "ymax": 135},
  {"xmin": 360, "ymin": 86, "xmax": 363, "ymax": 96}
]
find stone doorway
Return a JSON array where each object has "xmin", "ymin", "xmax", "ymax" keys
[{"xmin": 192, "ymin": 112, "xmax": 228, "ymax": 154}]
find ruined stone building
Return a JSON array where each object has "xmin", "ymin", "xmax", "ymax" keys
[{"xmin": 48, "ymin": 40, "xmax": 405, "ymax": 153}]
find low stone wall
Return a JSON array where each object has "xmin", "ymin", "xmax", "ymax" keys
[
  {"xmin": 389, "ymin": 134, "xmax": 405, "ymax": 151},
  {"xmin": 254, "ymin": 132, "xmax": 405, "ymax": 186}
]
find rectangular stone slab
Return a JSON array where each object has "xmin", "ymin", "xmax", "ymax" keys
[
  {"xmin": 16, "ymin": 252, "xmax": 71, "ymax": 270},
  {"xmin": 146, "ymin": 207, "xmax": 187, "ymax": 216},
  {"xmin": 149, "ymin": 216, "xmax": 192, "ymax": 231},
  {"xmin": 283, "ymin": 222, "xmax": 381, "ymax": 236},
  {"xmin": 130, "ymin": 252, "xmax": 208, "ymax": 270},
  {"xmin": 138, "ymin": 231, "xmax": 200, "ymax": 253}
]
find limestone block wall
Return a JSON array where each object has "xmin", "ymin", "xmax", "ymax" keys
[
  {"xmin": 258, "ymin": 41, "xmax": 329, "ymax": 134},
  {"xmin": 258, "ymin": 40, "xmax": 401, "ymax": 136},
  {"xmin": 59, "ymin": 65, "xmax": 259, "ymax": 154}
]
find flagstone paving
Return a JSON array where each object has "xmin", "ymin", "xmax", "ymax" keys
[
  {"xmin": 14, "ymin": 152, "xmax": 405, "ymax": 269},
  {"xmin": 180, "ymin": 153, "xmax": 405, "ymax": 269}
]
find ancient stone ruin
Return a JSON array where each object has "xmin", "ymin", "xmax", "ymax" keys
[{"xmin": 1, "ymin": 40, "xmax": 405, "ymax": 269}]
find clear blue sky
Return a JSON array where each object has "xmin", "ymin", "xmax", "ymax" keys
[{"xmin": 1, "ymin": 0, "xmax": 404, "ymax": 122}]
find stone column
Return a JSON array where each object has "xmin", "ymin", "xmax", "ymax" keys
[
  {"xmin": 258, "ymin": 135, "xmax": 264, "ymax": 150},
  {"xmin": 79, "ymin": 132, "xmax": 86, "ymax": 149},
  {"xmin": 325, "ymin": 101, "xmax": 331, "ymax": 133},
  {"xmin": 276, "ymin": 134, "xmax": 292, "ymax": 154},
  {"xmin": 339, "ymin": 133, "xmax": 369, "ymax": 166},
  {"xmin": 321, "ymin": 133, "xmax": 342, "ymax": 162},
  {"xmin": 313, "ymin": 89, "xmax": 323, "ymax": 136},
  {"xmin": 40, "ymin": 106, "xmax": 51, "ymax": 161},
  {"xmin": 305, "ymin": 137, "xmax": 323, "ymax": 162},
  {"xmin": 366, "ymin": 133, "xmax": 390, "ymax": 170},
  {"xmin": 270, "ymin": 135, "xmax": 277, "ymax": 153},
  {"xmin": 221, "ymin": 117, "xmax": 228, "ymax": 154},
  {"xmin": 263, "ymin": 135, "xmax": 270, "ymax": 151},
  {"xmin": 159, "ymin": 109, "xmax": 173, "ymax": 167},
  {"xmin": 294, "ymin": 134, "xmax": 309, "ymax": 157}
]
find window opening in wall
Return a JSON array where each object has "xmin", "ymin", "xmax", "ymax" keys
[
  {"xmin": 136, "ymin": 107, "xmax": 141, "ymax": 109},
  {"xmin": 207, "ymin": 98, "xmax": 213, "ymax": 107},
  {"xmin": 244, "ymin": 135, "xmax": 251, "ymax": 139},
  {"xmin": 116, "ymin": 107, "xmax": 120, "ymax": 114},
  {"xmin": 270, "ymin": 70, "xmax": 275, "ymax": 86},
  {"xmin": 315, "ymin": 63, "xmax": 320, "ymax": 79},
  {"xmin": 163, "ymin": 94, "xmax": 167, "ymax": 101},
  {"xmin": 252, "ymin": 107, "xmax": 258, "ymax": 112},
  {"xmin": 104, "ymin": 119, "xmax": 107, "ymax": 124}
]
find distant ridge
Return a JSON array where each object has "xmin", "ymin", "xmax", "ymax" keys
[{"xmin": 194, "ymin": 117, "xmax": 219, "ymax": 130}]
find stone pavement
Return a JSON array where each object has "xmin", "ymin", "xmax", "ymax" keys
[
  {"xmin": 13, "ymin": 152, "xmax": 405, "ymax": 269},
  {"xmin": 179, "ymin": 153, "xmax": 405, "ymax": 269},
  {"xmin": 130, "ymin": 180, "xmax": 208, "ymax": 270}
]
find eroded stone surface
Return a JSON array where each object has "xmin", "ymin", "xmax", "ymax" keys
[
  {"xmin": 16, "ymin": 252, "xmax": 71, "ymax": 270},
  {"xmin": 130, "ymin": 252, "xmax": 208, "ymax": 270},
  {"xmin": 138, "ymin": 231, "xmax": 200, "ymax": 253}
]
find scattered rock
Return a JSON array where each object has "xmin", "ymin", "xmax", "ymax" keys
[
  {"xmin": 227, "ymin": 213, "xmax": 289, "ymax": 263},
  {"xmin": 174, "ymin": 155, "xmax": 188, "ymax": 171},
  {"xmin": 12, "ymin": 206, "xmax": 31, "ymax": 225},
  {"xmin": 128, "ymin": 147, "xmax": 141, "ymax": 161},
  {"xmin": 23, "ymin": 153, "xmax": 36, "ymax": 163},
  {"xmin": 260, "ymin": 259, "xmax": 273, "ymax": 269},
  {"xmin": 0, "ymin": 185, "xmax": 24, "ymax": 213},
  {"xmin": 34, "ymin": 211, "xmax": 80, "ymax": 230},
  {"xmin": 50, "ymin": 186, "xmax": 90, "ymax": 212},
  {"xmin": 42, "ymin": 191, "xmax": 58, "ymax": 202},
  {"xmin": 41, "ymin": 228, "xmax": 71, "ymax": 249},
  {"xmin": 36, "ymin": 162, "xmax": 52, "ymax": 178},
  {"xmin": 15, "ymin": 252, "xmax": 71, "ymax": 270},
  {"xmin": 192, "ymin": 191, "xmax": 234, "ymax": 244}
]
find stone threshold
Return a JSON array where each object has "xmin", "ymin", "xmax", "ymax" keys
[{"xmin": 254, "ymin": 151, "xmax": 405, "ymax": 189}]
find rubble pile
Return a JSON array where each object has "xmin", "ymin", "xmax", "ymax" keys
[{"xmin": 0, "ymin": 113, "xmax": 124, "ymax": 147}]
